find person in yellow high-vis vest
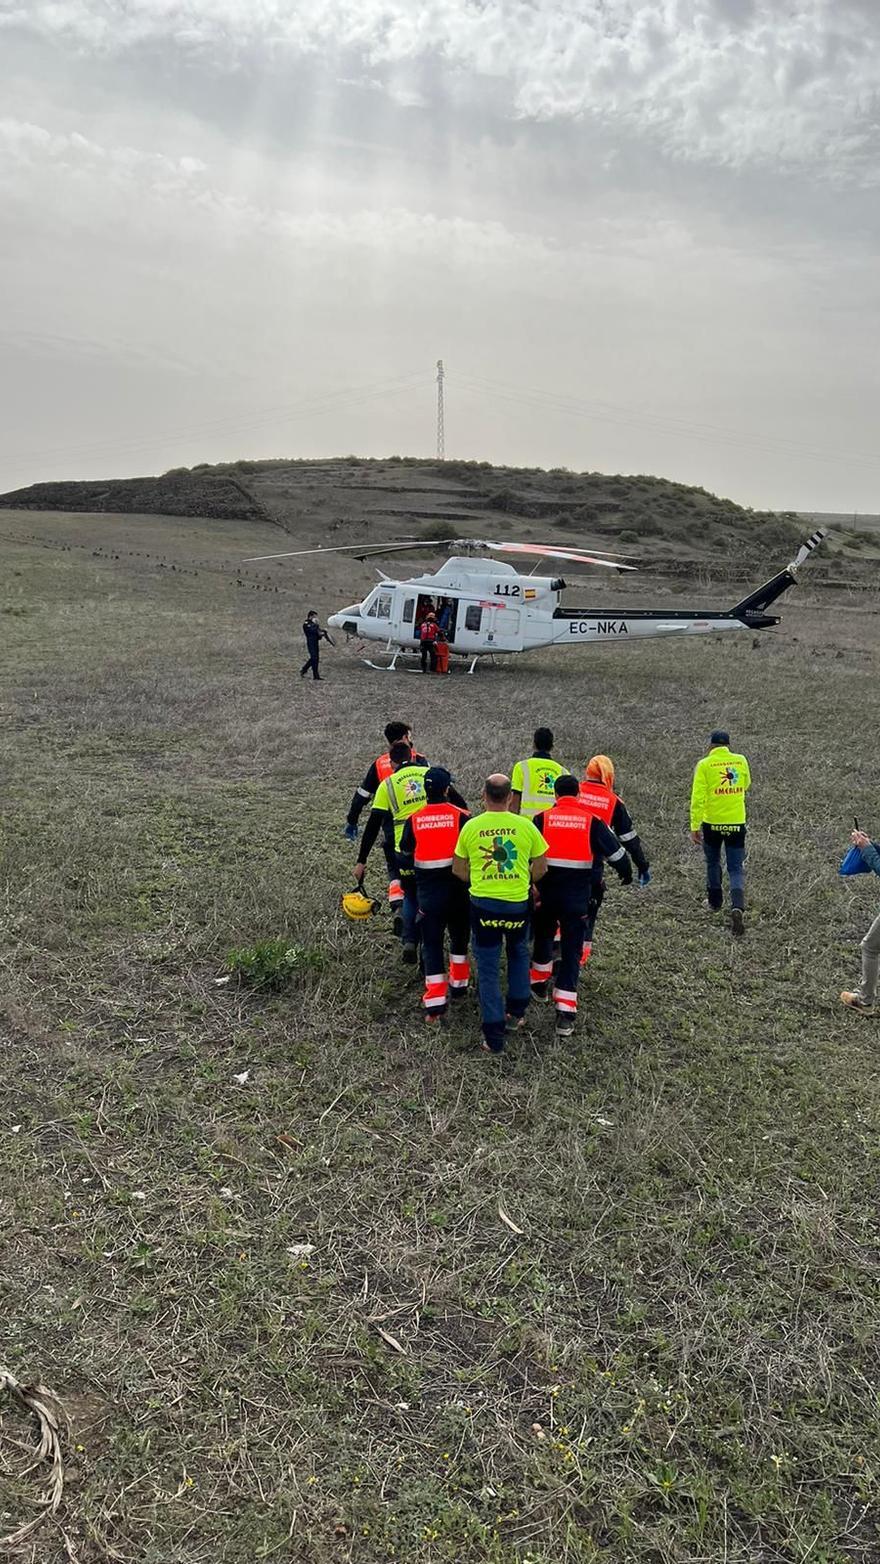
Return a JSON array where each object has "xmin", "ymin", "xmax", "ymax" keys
[
  {"xmin": 690, "ymin": 728, "xmax": 751, "ymax": 935},
  {"xmin": 510, "ymin": 727, "xmax": 569, "ymax": 820},
  {"xmin": 355, "ymin": 740, "xmax": 467, "ymax": 961}
]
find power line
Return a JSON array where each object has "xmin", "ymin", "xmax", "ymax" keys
[
  {"xmin": 456, "ymin": 372, "xmax": 880, "ymax": 474},
  {"xmin": 2, "ymin": 371, "xmax": 427, "ymax": 470}
]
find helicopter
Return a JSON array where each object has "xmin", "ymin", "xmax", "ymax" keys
[{"xmin": 246, "ymin": 529, "xmax": 827, "ymax": 672}]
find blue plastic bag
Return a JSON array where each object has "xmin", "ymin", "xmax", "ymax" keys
[{"xmin": 839, "ymin": 844, "xmax": 872, "ymax": 877}]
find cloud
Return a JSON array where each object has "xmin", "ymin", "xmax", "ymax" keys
[
  {"xmin": 2, "ymin": 1, "xmax": 879, "ymax": 179},
  {"xmin": 0, "ymin": 116, "xmax": 207, "ymax": 185},
  {"xmin": 0, "ymin": 114, "xmax": 554, "ymax": 269}
]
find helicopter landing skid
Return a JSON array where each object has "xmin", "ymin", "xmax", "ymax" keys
[
  {"xmin": 362, "ymin": 650, "xmax": 402, "ymax": 671},
  {"xmin": 361, "ymin": 653, "xmax": 481, "ymax": 674}
]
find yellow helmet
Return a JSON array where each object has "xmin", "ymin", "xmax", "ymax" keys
[{"xmin": 341, "ymin": 889, "xmax": 380, "ymax": 921}]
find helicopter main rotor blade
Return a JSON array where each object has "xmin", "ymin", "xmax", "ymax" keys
[
  {"xmin": 243, "ymin": 538, "xmax": 465, "ymax": 563},
  {"xmin": 482, "ymin": 541, "xmax": 637, "ymax": 571},
  {"xmin": 244, "ymin": 536, "xmax": 637, "ymax": 569}
]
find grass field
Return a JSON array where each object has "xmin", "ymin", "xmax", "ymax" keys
[{"xmin": 1, "ymin": 507, "xmax": 879, "ymax": 1564}]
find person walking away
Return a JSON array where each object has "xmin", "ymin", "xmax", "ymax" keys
[
  {"xmin": 579, "ymin": 754, "xmax": 650, "ymax": 963},
  {"xmin": 345, "ymin": 722, "xmax": 428, "ymax": 929},
  {"xmin": 840, "ymin": 828, "xmax": 880, "ymax": 1015},
  {"xmin": 300, "ymin": 610, "xmax": 332, "ymax": 680},
  {"xmin": 355, "ymin": 742, "xmax": 467, "ymax": 961},
  {"xmin": 510, "ymin": 728, "xmax": 569, "ymax": 819},
  {"xmin": 530, "ymin": 776, "xmax": 633, "ymax": 1035},
  {"xmin": 398, "ymin": 769, "xmax": 470, "ymax": 1021},
  {"xmin": 690, "ymin": 728, "xmax": 751, "ymax": 935},
  {"xmin": 453, "ymin": 775, "xmax": 547, "ymax": 1053},
  {"xmin": 419, "ymin": 611, "xmax": 440, "ymax": 673}
]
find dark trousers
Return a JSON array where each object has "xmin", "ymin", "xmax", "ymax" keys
[
  {"xmin": 300, "ymin": 648, "xmax": 320, "ymax": 679},
  {"xmin": 383, "ymin": 820, "xmax": 401, "ymax": 893},
  {"xmin": 703, "ymin": 827, "xmax": 746, "ymax": 910},
  {"xmin": 584, "ymin": 877, "xmax": 605, "ymax": 945},
  {"xmin": 532, "ymin": 876, "xmax": 591, "ymax": 1014},
  {"xmin": 420, "ymin": 641, "xmax": 437, "ymax": 673},
  {"xmin": 470, "ymin": 897, "xmax": 531, "ymax": 1051},
  {"xmin": 418, "ymin": 877, "xmax": 471, "ymax": 1014}
]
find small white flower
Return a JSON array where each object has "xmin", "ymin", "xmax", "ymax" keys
[{"xmin": 233, "ymin": 1070, "xmax": 250, "ymax": 1085}]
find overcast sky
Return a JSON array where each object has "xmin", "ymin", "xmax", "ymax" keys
[{"xmin": 1, "ymin": 0, "xmax": 878, "ymax": 511}]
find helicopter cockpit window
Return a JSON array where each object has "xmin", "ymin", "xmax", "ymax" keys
[
  {"xmin": 365, "ymin": 590, "xmax": 393, "ymax": 620},
  {"xmin": 464, "ymin": 604, "xmax": 482, "ymax": 633}
]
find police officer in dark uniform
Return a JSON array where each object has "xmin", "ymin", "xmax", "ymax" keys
[{"xmin": 300, "ymin": 610, "xmax": 332, "ymax": 681}]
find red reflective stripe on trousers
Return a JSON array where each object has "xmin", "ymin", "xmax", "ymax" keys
[
  {"xmin": 387, "ymin": 879, "xmax": 403, "ymax": 905},
  {"xmin": 579, "ymin": 941, "xmax": 592, "ymax": 967},
  {"xmin": 553, "ymin": 987, "xmax": 578, "ymax": 1013},
  {"xmin": 530, "ymin": 961, "xmax": 553, "ymax": 985},
  {"xmin": 423, "ymin": 976, "xmax": 448, "ymax": 1010},
  {"xmin": 448, "ymin": 956, "xmax": 470, "ymax": 989}
]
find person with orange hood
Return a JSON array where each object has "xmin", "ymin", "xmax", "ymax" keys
[{"xmin": 578, "ymin": 754, "xmax": 650, "ymax": 961}]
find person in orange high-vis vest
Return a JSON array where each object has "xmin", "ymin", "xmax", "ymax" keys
[
  {"xmin": 532, "ymin": 776, "xmax": 632, "ymax": 1034},
  {"xmin": 578, "ymin": 754, "xmax": 650, "ymax": 963},
  {"xmin": 419, "ymin": 612, "xmax": 440, "ymax": 673},
  {"xmin": 344, "ymin": 721, "xmax": 427, "ymax": 929},
  {"xmin": 398, "ymin": 768, "xmax": 470, "ymax": 1020}
]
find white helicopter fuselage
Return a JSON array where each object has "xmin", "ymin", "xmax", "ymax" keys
[{"xmin": 328, "ymin": 555, "xmax": 756, "ymax": 663}]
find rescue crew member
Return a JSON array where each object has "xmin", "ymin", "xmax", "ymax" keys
[
  {"xmin": 453, "ymin": 774, "xmax": 547, "ymax": 1054},
  {"xmin": 419, "ymin": 611, "xmax": 440, "ymax": 673},
  {"xmin": 510, "ymin": 728, "xmax": 569, "ymax": 819},
  {"xmin": 579, "ymin": 754, "xmax": 651, "ymax": 963},
  {"xmin": 840, "ymin": 827, "xmax": 880, "ymax": 1015},
  {"xmin": 300, "ymin": 610, "xmax": 333, "ymax": 681},
  {"xmin": 690, "ymin": 728, "xmax": 751, "ymax": 936},
  {"xmin": 355, "ymin": 742, "xmax": 467, "ymax": 961},
  {"xmin": 345, "ymin": 722, "xmax": 428, "ymax": 928},
  {"xmin": 398, "ymin": 768, "xmax": 470, "ymax": 1021},
  {"xmin": 532, "ymin": 776, "xmax": 632, "ymax": 1035}
]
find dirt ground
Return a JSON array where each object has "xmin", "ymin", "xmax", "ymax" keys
[{"xmin": 1, "ymin": 506, "xmax": 878, "ymax": 1564}]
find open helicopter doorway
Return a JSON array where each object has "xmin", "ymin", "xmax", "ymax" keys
[{"xmin": 404, "ymin": 593, "xmax": 459, "ymax": 645}]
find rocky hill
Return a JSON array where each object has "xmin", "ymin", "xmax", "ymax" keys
[
  {"xmin": 0, "ymin": 455, "xmax": 869, "ymax": 562},
  {"xmin": 0, "ymin": 469, "xmax": 268, "ymax": 523}
]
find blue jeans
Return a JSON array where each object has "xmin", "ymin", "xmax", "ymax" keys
[
  {"xmin": 703, "ymin": 827, "xmax": 746, "ymax": 910},
  {"xmin": 400, "ymin": 870, "xmax": 420, "ymax": 945},
  {"xmin": 470, "ymin": 897, "xmax": 531, "ymax": 1051}
]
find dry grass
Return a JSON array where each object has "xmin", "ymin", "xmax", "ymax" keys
[{"xmin": 1, "ymin": 507, "xmax": 879, "ymax": 1563}]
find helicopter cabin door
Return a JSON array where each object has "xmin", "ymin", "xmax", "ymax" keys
[
  {"xmin": 454, "ymin": 600, "xmax": 522, "ymax": 655},
  {"xmin": 400, "ymin": 593, "xmax": 419, "ymax": 643},
  {"xmin": 486, "ymin": 602, "xmax": 522, "ymax": 652}
]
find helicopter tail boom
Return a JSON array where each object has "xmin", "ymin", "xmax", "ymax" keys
[
  {"xmin": 550, "ymin": 529, "xmax": 827, "ymax": 645},
  {"xmin": 730, "ymin": 527, "xmax": 827, "ymax": 627}
]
